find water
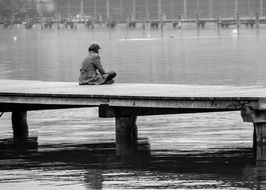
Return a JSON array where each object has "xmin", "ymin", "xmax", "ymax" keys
[{"xmin": 0, "ymin": 23, "xmax": 266, "ymax": 189}]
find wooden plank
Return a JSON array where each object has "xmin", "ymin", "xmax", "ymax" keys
[
  {"xmin": 0, "ymin": 79, "xmax": 265, "ymax": 98},
  {"xmin": 98, "ymin": 105, "xmax": 233, "ymax": 118},
  {"xmin": 0, "ymin": 79, "xmax": 265, "ymax": 111}
]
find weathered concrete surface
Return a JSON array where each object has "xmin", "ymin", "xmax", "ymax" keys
[
  {"xmin": 241, "ymin": 107, "xmax": 266, "ymax": 153},
  {"xmin": 99, "ymin": 105, "xmax": 232, "ymax": 117},
  {"xmin": 0, "ymin": 79, "xmax": 265, "ymax": 112},
  {"xmin": 11, "ymin": 111, "xmax": 28, "ymax": 141},
  {"xmin": 115, "ymin": 116, "xmax": 138, "ymax": 157},
  {"xmin": 1, "ymin": 79, "xmax": 266, "ymax": 97}
]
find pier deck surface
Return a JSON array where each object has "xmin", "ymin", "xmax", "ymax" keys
[{"xmin": 0, "ymin": 79, "xmax": 266, "ymax": 112}]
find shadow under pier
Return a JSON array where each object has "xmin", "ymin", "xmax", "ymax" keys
[{"xmin": 0, "ymin": 139, "xmax": 265, "ymax": 189}]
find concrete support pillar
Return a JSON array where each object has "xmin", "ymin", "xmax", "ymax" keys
[
  {"xmin": 196, "ymin": 13, "xmax": 200, "ymax": 29},
  {"xmin": 93, "ymin": 0, "xmax": 97, "ymax": 19},
  {"xmin": 132, "ymin": 0, "xmax": 136, "ymax": 20},
  {"xmin": 142, "ymin": 17, "xmax": 146, "ymax": 30},
  {"xmin": 80, "ymin": 0, "xmax": 84, "ymax": 16},
  {"xmin": 67, "ymin": 0, "xmax": 71, "ymax": 18},
  {"xmin": 260, "ymin": 0, "xmax": 263, "ymax": 16},
  {"xmin": 41, "ymin": 17, "xmax": 44, "ymax": 29},
  {"xmin": 254, "ymin": 123, "xmax": 266, "ymax": 160},
  {"xmin": 253, "ymin": 123, "xmax": 266, "ymax": 146},
  {"xmin": 12, "ymin": 111, "xmax": 29, "ymax": 141},
  {"xmin": 221, "ymin": 0, "xmax": 225, "ymax": 17},
  {"xmin": 54, "ymin": 0, "xmax": 58, "ymax": 16},
  {"xmin": 216, "ymin": 14, "xmax": 220, "ymax": 35},
  {"xmin": 247, "ymin": 0, "xmax": 250, "ymax": 16},
  {"xmin": 126, "ymin": 17, "xmax": 129, "ymax": 29},
  {"xmin": 31, "ymin": 0, "xmax": 34, "ymax": 10},
  {"xmin": 55, "ymin": 0, "xmax": 60, "ymax": 29},
  {"xmin": 10, "ymin": 14, "xmax": 14, "ymax": 29},
  {"xmin": 236, "ymin": 12, "xmax": 240, "ymax": 28},
  {"xmin": 197, "ymin": 0, "xmax": 199, "ymax": 15},
  {"xmin": 115, "ymin": 116, "xmax": 138, "ymax": 157},
  {"xmin": 209, "ymin": 0, "xmax": 213, "ymax": 18},
  {"xmin": 178, "ymin": 14, "xmax": 182, "ymax": 29},
  {"xmin": 160, "ymin": 13, "xmax": 163, "ymax": 29},
  {"xmin": 241, "ymin": 107, "xmax": 266, "ymax": 160},
  {"xmin": 56, "ymin": 17, "xmax": 60, "ymax": 29},
  {"xmin": 106, "ymin": 0, "xmax": 110, "ymax": 21},
  {"xmin": 54, "ymin": 0, "xmax": 61, "ymax": 29},
  {"xmin": 94, "ymin": 0, "xmax": 97, "ymax": 20},
  {"xmin": 158, "ymin": 0, "xmax": 162, "ymax": 19},
  {"xmin": 235, "ymin": 0, "xmax": 238, "ymax": 16},
  {"xmin": 184, "ymin": 0, "xmax": 187, "ymax": 19},
  {"xmin": 171, "ymin": 0, "xmax": 174, "ymax": 19},
  {"xmin": 120, "ymin": 0, "xmax": 123, "ymax": 18},
  {"xmin": 145, "ymin": 0, "xmax": 149, "ymax": 20},
  {"xmin": 256, "ymin": 13, "xmax": 260, "ymax": 28}
]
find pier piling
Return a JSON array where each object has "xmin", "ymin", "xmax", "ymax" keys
[
  {"xmin": 236, "ymin": 13, "xmax": 240, "ymax": 28},
  {"xmin": 256, "ymin": 13, "xmax": 260, "ymax": 28},
  {"xmin": 3, "ymin": 80, "xmax": 266, "ymax": 160},
  {"xmin": 115, "ymin": 116, "xmax": 138, "ymax": 157},
  {"xmin": 11, "ymin": 111, "xmax": 29, "ymax": 142},
  {"xmin": 241, "ymin": 107, "xmax": 266, "ymax": 160},
  {"xmin": 196, "ymin": 13, "xmax": 200, "ymax": 29},
  {"xmin": 216, "ymin": 14, "xmax": 221, "ymax": 35},
  {"xmin": 253, "ymin": 123, "xmax": 266, "ymax": 146}
]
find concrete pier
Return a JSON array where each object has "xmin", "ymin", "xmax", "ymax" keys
[
  {"xmin": 1, "ymin": 80, "xmax": 266, "ymax": 160},
  {"xmin": 254, "ymin": 123, "xmax": 266, "ymax": 146},
  {"xmin": 115, "ymin": 116, "xmax": 138, "ymax": 157},
  {"xmin": 241, "ymin": 107, "xmax": 266, "ymax": 160},
  {"xmin": 11, "ymin": 111, "xmax": 29, "ymax": 141}
]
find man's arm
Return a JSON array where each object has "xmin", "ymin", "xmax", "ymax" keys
[{"xmin": 92, "ymin": 55, "xmax": 107, "ymax": 74}]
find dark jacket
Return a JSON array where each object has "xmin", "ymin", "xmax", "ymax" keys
[{"xmin": 79, "ymin": 51, "xmax": 109, "ymax": 85}]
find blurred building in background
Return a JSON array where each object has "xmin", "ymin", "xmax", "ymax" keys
[
  {"xmin": 1, "ymin": 0, "xmax": 266, "ymax": 21},
  {"xmin": 0, "ymin": 0, "xmax": 36, "ymax": 18},
  {"xmin": 54, "ymin": 0, "xmax": 266, "ymax": 21}
]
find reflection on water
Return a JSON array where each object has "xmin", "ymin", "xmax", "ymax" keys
[
  {"xmin": 0, "ymin": 109, "xmax": 265, "ymax": 189},
  {"xmin": 1, "ymin": 24, "xmax": 266, "ymax": 189},
  {"xmin": 0, "ymin": 139, "xmax": 265, "ymax": 190}
]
